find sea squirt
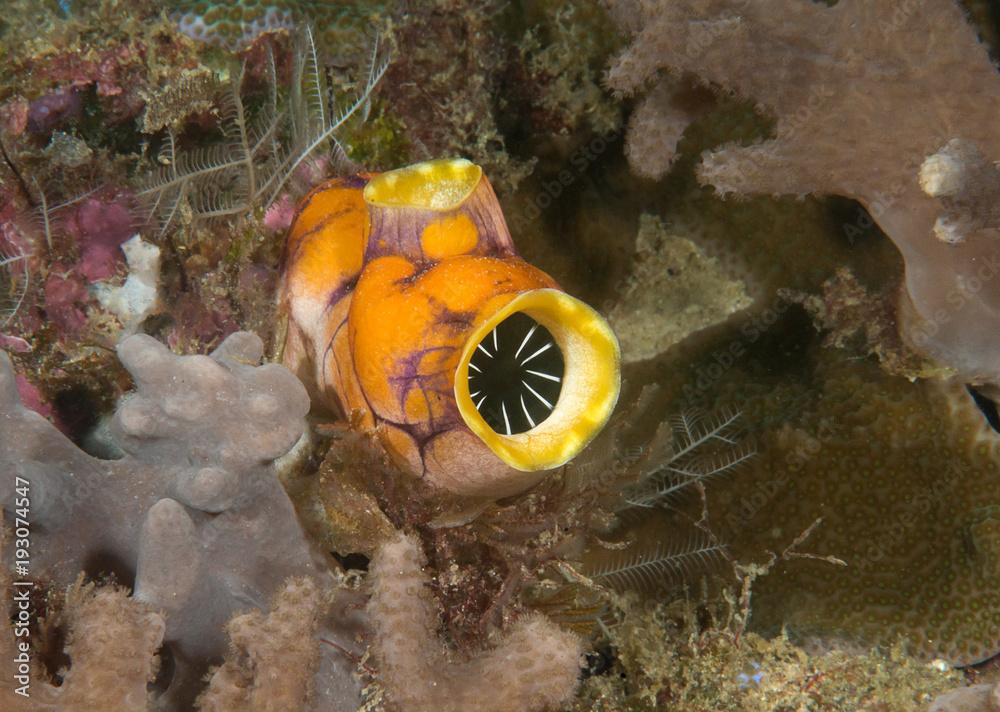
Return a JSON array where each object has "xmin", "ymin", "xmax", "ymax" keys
[{"xmin": 280, "ymin": 158, "xmax": 620, "ymax": 497}]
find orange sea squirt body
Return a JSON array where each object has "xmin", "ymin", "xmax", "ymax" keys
[{"xmin": 280, "ymin": 159, "xmax": 620, "ymax": 497}]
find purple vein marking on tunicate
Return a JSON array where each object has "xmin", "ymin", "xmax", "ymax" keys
[
  {"xmin": 521, "ymin": 341, "xmax": 552, "ymax": 365},
  {"xmin": 520, "ymin": 394, "xmax": 535, "ymax": 428},
  {"xmin": 523, "ymin": 380, "xmax": 553, "ymax": 409},
  {"xmin": 525, "ymin": 368, "xmax": 560, "ymax": 382},
  {"xmin": 322, "ymin": 315, "xmax": 349, "ymax": 394},
  {"xmin": 501, "ymin": 402, "xmax": 512, "ymax": 435},
  {"xmin": 514, "ymin": 324, "xmax": 537, "ymax": 360},
  {"xmin": 390, "ymin": 346, "xmax": 454, "ymax": 423}
]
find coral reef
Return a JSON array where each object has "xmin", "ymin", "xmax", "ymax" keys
[
  {"xmin": 170, "ymin": 0, "xmax": 376, "ymax": 51},
  {"xmin": 0, "ymin": 331, "xmax": 364, "ymax": 709},
  {"xmin": 198, "ymin": 577, "xmax": 324, "ymax": 711},
  {"xmin": 781, "ymin": 267, "xmax": 944, "ymax": 380},
  {"xmin": 607, "ymin": 213, "xmax": 750, "ymax": 363},
  {"xmin": 644, "ymin": 311, "xmax": 1000, "ymax": 666},
  {"xmin": 368, "ymin": 532, "xmax": 582, "ymax": 712},
  {"xmin": 932, "ymin": 682, "xmax": 1000, "ymax": 712},
  {"xmin": 515, "ymin": 0, "xmax": 621, "ymax": 139},
  {"xmin": 570, "ymin": 594, "xmax": 962, "ymax": 711},
  {"xmin": 136, "ymin": 28, "xmax": 386, "ymax": 235},
  {"xmin": 606, "ymin": 0, "xmax": 1000, "ymax": 387},
  {"xmin": 381, "ymin": 0, "xmax": 536, "ymax": 193},
  {"xmin": 6, "ymin": 0, "xmax": 1000, "ymax": 709},
  {"xmin": 0, "ymin": 574, "xmax": 166, "ymax": 710}
]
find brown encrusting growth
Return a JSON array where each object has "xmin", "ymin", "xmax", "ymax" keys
[
  {"xmin": 368, "ymin": 532, "xmax": 582, "ymax": 712},
  {"xmin": 198, "ymin": 577, "xmax": 324, "ymax": 712},
  {"xmin": 606, "ymin": 0, "xmax": 1000, "ymax": 387},
  {"xmin": 781, "ymin": 267, "xmax": 945, "ymax": 380}
]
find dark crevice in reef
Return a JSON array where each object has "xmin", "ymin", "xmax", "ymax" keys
[
  {"xmin": 51, "ymin": 384, "xmax": 108, "ymax": 450},
  {"xmin": 81, "ymin": 549, "xmax": 136, "ymax": 592},
  {"xmin": 332, "ymin": 551, "xmax": 370, "ymax": 572},
  {"xmin": 967, "ymin": 384, "xmax": 1000, "ymax": 434}
]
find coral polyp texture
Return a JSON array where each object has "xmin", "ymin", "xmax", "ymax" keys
[
  {"xmin": 667, "ymin": 332, "xmax": 1000, "ymax": 667},
  {"xmin": 170, "ymin": 0, "xmax": 370, "ymax": 50},
  {"xmin": 368, "ymin": 532, "xmax": 583, "ymax": 712},
  {"xmin": 0, "ymin": 573, "xmax": 166, "ymax": 710},
  {"xmin": 606, "ymin": 0, "xmax": 1000, "ymax": 388},
  {"xmin": 0, "ymin": 332, "xmax": 365, "ymax": 710},
  {"xmin": 197, "ymin": 577, "xmax": 324, "ymax": 711}
]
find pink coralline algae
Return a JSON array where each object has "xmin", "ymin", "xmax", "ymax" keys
[
  {"xmin": 26, "ymin": 87, "xmax": 83, "ymax": 136},
  {"xmin": 64, "ymin": 194, "xmax": 136, "ymax": 282},
  {"xmin": 606, "ymin": 0, "xmax": 1000, "ymax": 388},
  {"xmin": 43, "ymin": 265, "xmax": 90, "ymax": 336},
  {"xmin": 14, "ymin": 374, "xmax": 54, "ymax": 422},
  {"xmin": 21, "ymin": 40, "xmax": 148, "ymax": 129}
]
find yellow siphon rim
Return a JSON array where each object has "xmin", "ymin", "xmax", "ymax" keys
[
  {"xmin": 363, "ymin": 158, "xmax": 482, "ymax": 211},
  {"xmin": 454, "ymin": 289, "xmax": 621, "ymax": 471}
]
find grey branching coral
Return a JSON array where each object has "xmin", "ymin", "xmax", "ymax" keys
[
  {"xmin": 606, "ymin": 0, "xmax": 1000, "ymax": 387},
  {"xmin": 0, "ymin": 333, "xmax": 366, "ymax": 710},
  {"xmin": 368, "ymin": 533, "xmax": 582, "ymax": 712}
]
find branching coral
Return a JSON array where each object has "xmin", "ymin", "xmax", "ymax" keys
[
  {"xmin": 367, "ymin": 532, "xmax": 582, "ymax": 712},
  {"xmin": 919, "ymin": 138, "xmax": 1000, "ymax": 246},
  {"xmin": 606, "ymin": 0, "xmax": 1000, "ymax": 386},
  {"xmin": 0, "ymin": 543, "xmax": 165, "ymax": 711},
  {"xmin": 0, "ymin": 332, "xmax": 365, "ymax": 710},
  {"xmin": 198, "ymin": 577, "xmax": 323, "ymax": 711}
]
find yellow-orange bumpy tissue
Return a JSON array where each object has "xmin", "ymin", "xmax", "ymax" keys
[{"xmin": 280, "ymin": 159, "xmax": 620, "ymax": 497}]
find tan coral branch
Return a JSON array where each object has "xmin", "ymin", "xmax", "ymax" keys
[
  {"xmin": 368, "ymin": 532, "xmax": 582, "ymax": 712},
  {"xmin": 198, "ymin": 577, "xmax": 324, "ymax": 712}
]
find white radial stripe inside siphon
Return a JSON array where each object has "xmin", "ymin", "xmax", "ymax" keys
[
  {"xmin": 520, "ymin": 342, "xmax": 552, "ymax": 365},
  {"xmin": 520, "ymin": 394, "xmax": 535, "ymax": 428},
  {"xmin": 514, "ymin": 324, "xmax": 537, "ymax": 359},
  {"xmin": 522, "ymin": 380, "xmax": 553, "ymax": 409},
  {"xmin": 525, "ymin": 368, "xmax": 560, "ymax": 383}
]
